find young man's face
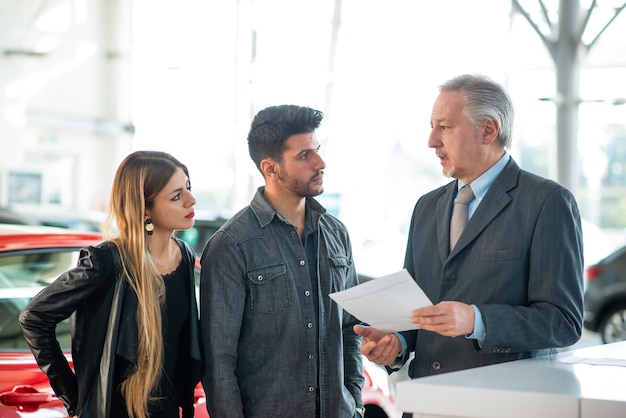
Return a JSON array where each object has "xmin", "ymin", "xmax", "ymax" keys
[{"xmin": 274, "ymin": 132, "xmax": 326, "ymax": 198}]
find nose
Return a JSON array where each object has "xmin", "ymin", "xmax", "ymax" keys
[
  {"xmin": 428, "ymin": 129, "xmax": 440, "ymax": 149},
  {"xmin": 315, "ymin": 152, "xmax": 326, "ymax": 170},
  {"xmin": 186, "ymin": 190, "xmax": 197, "ymax": 207}
]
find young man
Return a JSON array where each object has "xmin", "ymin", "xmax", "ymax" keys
[
  {"xmin": 355, "ymin": 74, "xmax": 584, "ymax": 416},
  {"xmin": 200, "ymin": 105, "xmax": 364, "ymax": 418}
]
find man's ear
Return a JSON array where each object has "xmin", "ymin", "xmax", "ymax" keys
[
  {"xmin": 482, "ymin": 118, "xmax": 499, "ymax": 145},
  {"xmin": 260, "ymin": 158, "xmax": 277, "ymax": 179}
]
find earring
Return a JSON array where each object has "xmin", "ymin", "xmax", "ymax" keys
[{"xmin": 145, "ymin": 218, "xmax": 154, "ymax": 235}]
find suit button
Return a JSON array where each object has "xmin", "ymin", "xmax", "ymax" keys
[
  {"xmin": 505, "ymin": 348, "xmax": 512, "ymax": 353},
  {"xmin": 432, "ymin": 361, "xmax": 441, "ymax": 371}
]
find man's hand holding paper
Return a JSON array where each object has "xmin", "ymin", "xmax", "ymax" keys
[{"xmin": 329, "ymin": 269, "xmax": 432, "ymax": 332}]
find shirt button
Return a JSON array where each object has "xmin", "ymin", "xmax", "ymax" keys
[
  {"xmin": 308, "ymin": 386, "xmax": 315, "ymax": 392},
  {"xmin": 305, "ymin": 290, "xmax": 311, "ymax": 296},
  {"xmin": 300, "ymin": 260, "xmax": 306, "ymax": 266},
  {"xmin": 307, "ymin": 322, "xmax": 313, "ymax": 328},
  {"xmin": 308, "ymin": 354, "xmax": 314, "ymax": 360},
  {"xmin": 432, "ymin": 361, "xmax": 441, "ymax": 371},
  {"xmin": 257, "ymin": 275, "xmax": 263, "ymax": 282},
  {"xmin": 291, "ymin": 231, "xmax": 296, "ymax": 236}
]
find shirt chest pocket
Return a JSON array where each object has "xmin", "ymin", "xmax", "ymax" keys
[
  {"xmin": 328, "ymin": 255, "xmax": 351, "ymax": 292},
  {"xmin": 247, "ymin": 263, "xmax": 291, "ymax": 313}
]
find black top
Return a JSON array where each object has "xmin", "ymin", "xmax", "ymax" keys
[{"xmin": 111, "ymin": 261, "xmax": 191, "ymax": 417}]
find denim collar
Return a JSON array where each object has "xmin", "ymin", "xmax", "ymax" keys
[{"xmin": 250, "ymin": 186, "xmax": 327, "ymax": 228}]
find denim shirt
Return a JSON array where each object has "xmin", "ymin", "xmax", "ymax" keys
[{"xmin": 200, "ymin": 187, "xmax": 364, "ymax": 418}]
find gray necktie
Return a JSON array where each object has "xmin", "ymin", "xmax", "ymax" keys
[{"xmin": 450, "ymin": 186, "xmax": 474, "ymax": 250}]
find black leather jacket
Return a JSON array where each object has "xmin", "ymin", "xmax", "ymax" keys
[{"xmin": 19, "ymin": 239, "xmax": 203, "ymax": 417}]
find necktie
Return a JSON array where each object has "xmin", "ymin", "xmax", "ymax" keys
[{"xmin": 450, "ymin": 186, "xmax": 474, "ymax": 250}]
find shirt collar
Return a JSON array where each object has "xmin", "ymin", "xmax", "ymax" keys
[{"xmin": 457, "ymin": 152, "xmax": 510, "ymax": 203}]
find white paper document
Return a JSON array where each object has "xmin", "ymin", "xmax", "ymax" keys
[{"xmin": 329, "ymin": 269, "xmax": 433, "ymax": 332}]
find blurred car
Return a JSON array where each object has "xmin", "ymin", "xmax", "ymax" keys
[
  {"xmin": 0, "ymin": 224, "xmax": 398, "ymax": 417},
  {"xmin": 0, "ymin": 207, "xmax": 105, "ymax": 232},
  {"xmin": 33, "ymin": 210, "xmax": 105, "ymax": 232},
  {"xmin": 583, "ymin": 244, "xmax": 626, "ymax": 344},
  {"xmin": 14, "ymin": 209, "xmax": 106, "ymax": 232},
  {"xmin": 0, "ymin": 207, "xmax": 39, "ymax": 226}
]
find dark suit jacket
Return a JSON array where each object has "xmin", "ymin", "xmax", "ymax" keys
[{"xmin": 400, "ymin": 158, "xmax": 584, "ymax": 378}]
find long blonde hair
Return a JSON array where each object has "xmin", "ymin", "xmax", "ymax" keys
[{"xmin": 102, "ymin": 150, "xmax": 190, "ymax": 418}]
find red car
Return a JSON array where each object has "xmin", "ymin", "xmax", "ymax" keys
[{"xmin": 0, "ymin": 224, "xmax": 397, "ymax": 418}]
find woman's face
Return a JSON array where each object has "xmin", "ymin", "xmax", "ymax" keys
[{"xmin": 147, "ymin": 167, "xmax": 196, "ymax": 234}]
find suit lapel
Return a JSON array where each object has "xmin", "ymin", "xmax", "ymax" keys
[{"xmin": 446, "ymin": 159, "xmax": 521, "ymax": 258}]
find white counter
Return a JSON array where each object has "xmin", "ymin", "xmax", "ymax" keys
[{"xmin": 396, "ymin": 341, "xmax": 626, "ymax": 418}]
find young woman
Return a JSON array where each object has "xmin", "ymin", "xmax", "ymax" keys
[{"xmin": 19, "ymin": 150, "xmax": 203, "ymax": 418}]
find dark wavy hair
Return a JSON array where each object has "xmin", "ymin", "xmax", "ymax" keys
[{"xmin": 247, "ymin": 104, "xmax": 323, "ymax": 172}]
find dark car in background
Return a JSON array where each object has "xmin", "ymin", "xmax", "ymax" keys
[
  {"xmin": 583, "ymin": 244, "xmax": 626, "ymax": 344},
  {"xmin": 0, "ymin": 224, "xmax": 398, "ymax": 418}
]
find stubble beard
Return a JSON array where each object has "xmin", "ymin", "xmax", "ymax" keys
[{"xmin": 278, "ymin": 170, "xmax": 324, "ymax": 198}]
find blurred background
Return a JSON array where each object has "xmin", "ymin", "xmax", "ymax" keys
[{"xmin": 1, "ymin": 0, "xmax": 626, "ymax": 276}]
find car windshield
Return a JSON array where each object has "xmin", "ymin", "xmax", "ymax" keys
[{"xmin": 0, "ymin": 249, "xmax": 81, "ymax": 350}]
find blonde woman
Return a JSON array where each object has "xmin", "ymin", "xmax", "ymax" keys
[{"xmin": 20, "ymin": 150, "xmax": 203, "ymax": 418}]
